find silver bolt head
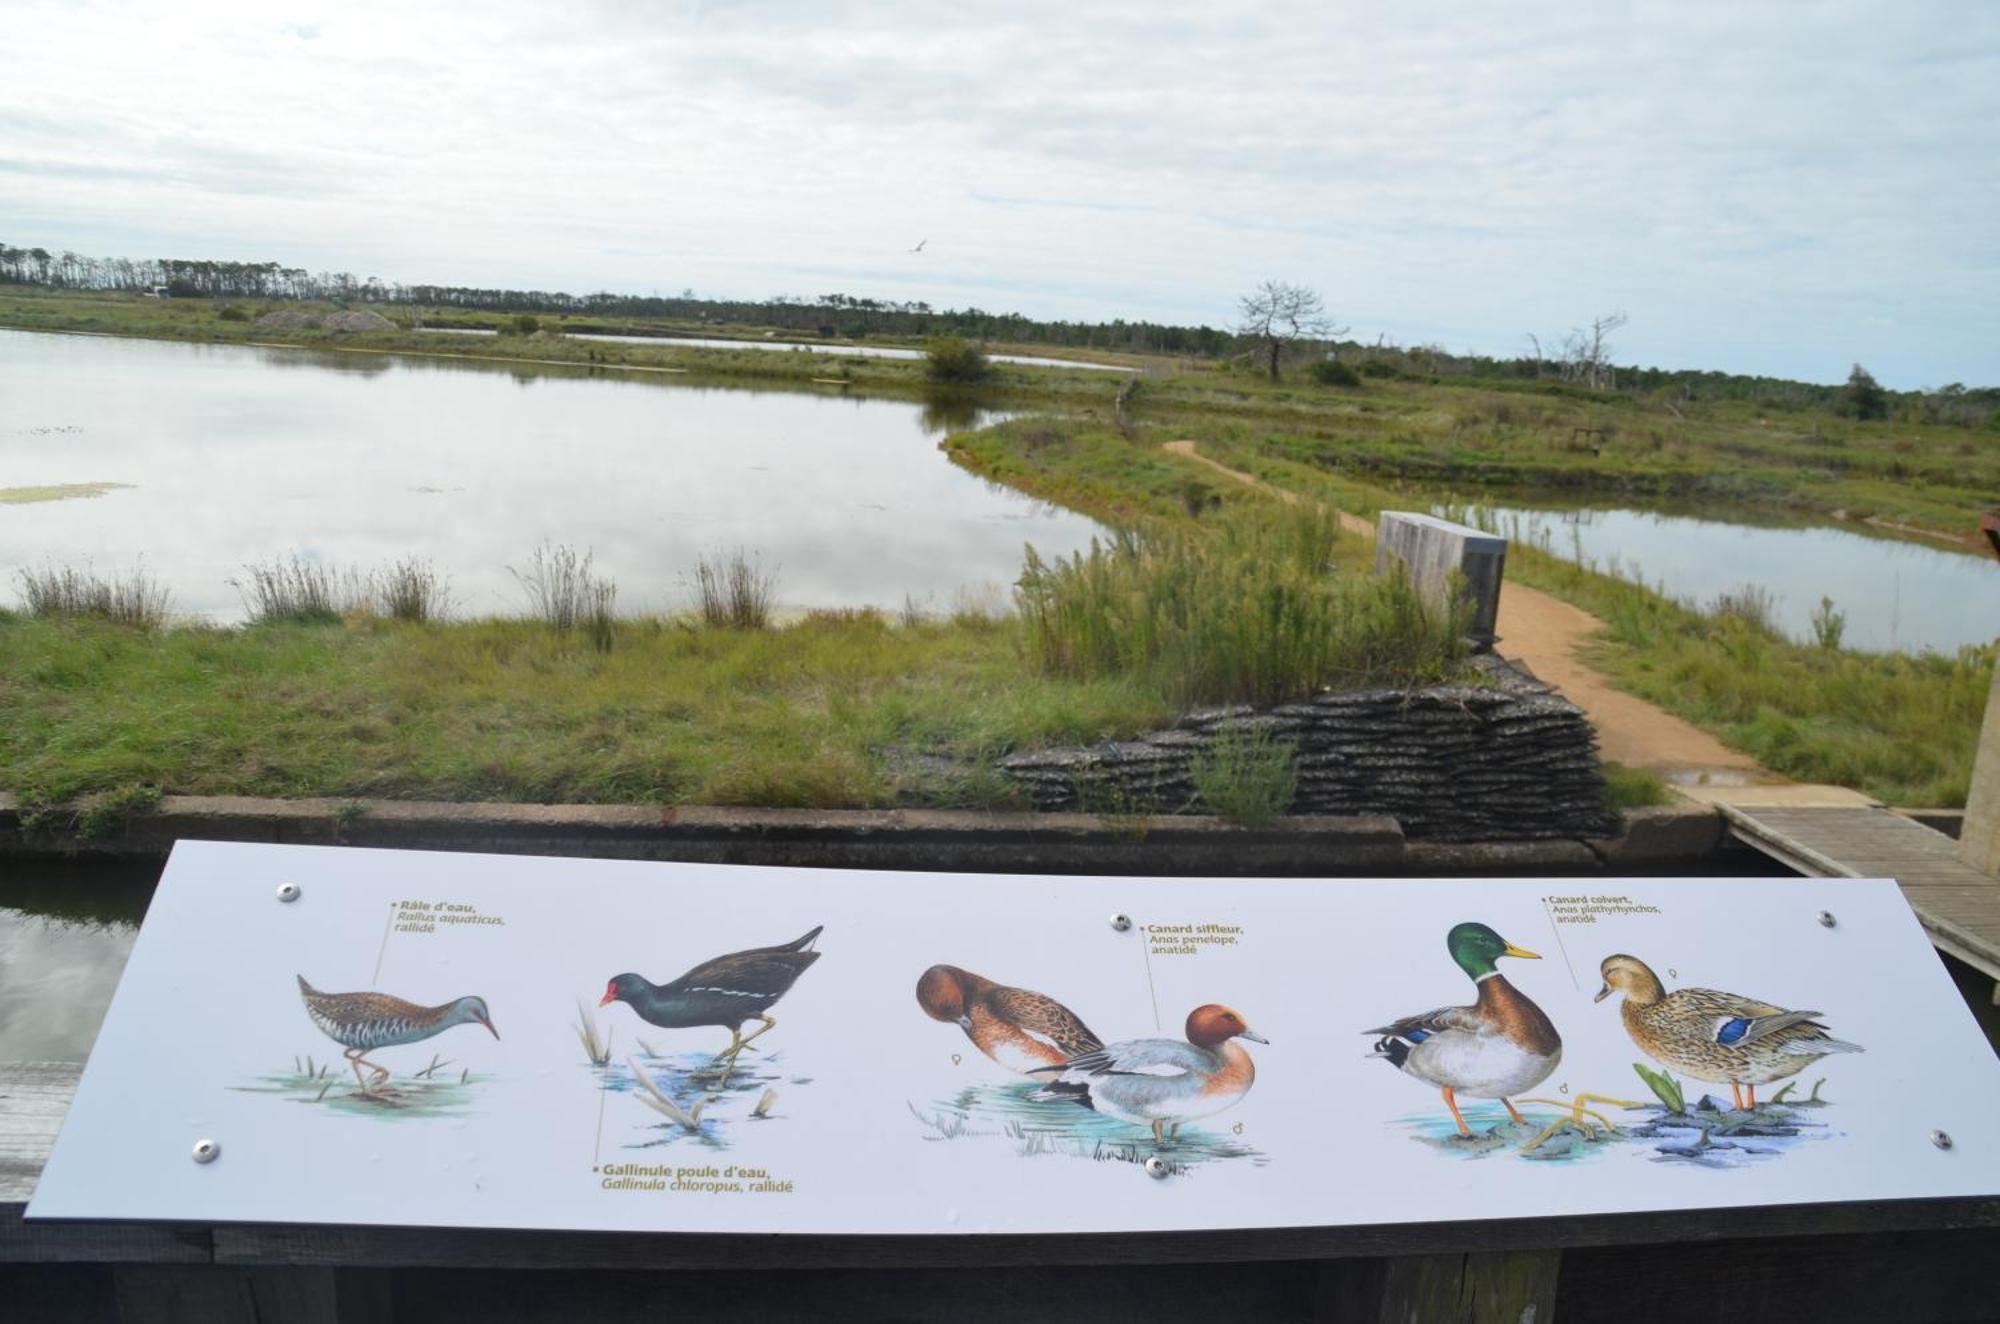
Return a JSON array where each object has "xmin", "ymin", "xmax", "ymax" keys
[
  {"xmin": 1816, "ymin": 910, "xmax": 1835, "ymax": 928},
  {"xmin": 1143, "ymin": 1154, "xmax": 1169, "ymax": 1179},
  {"xmin": 1110, "ymin": 913, "xmax": 1133, "ymax": 932},
  {"xmin": 1932, "ymin": 1129, "xmax": 1954, "ymax": 1150},
  {"xmin": 276, "ymin": 882, "xmax": 301, "ymax": 903},
  {"xmin": 191, "ymin": 1138, "xmax": 220, "ymax": 1164}
]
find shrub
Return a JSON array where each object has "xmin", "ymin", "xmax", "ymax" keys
[
  {"xmin": 693, "ymin": 549, "xmax": 777, "ymax": 629},
  {"xmin": 504, "ymin": 314, "xmax": 542, "ymax": 336},
  {"xmin": 15, "ymin": 562, "xmax": 172, "ymax": 628},
  {"xmin": 1809, "ymin": 596, "xmax": 1847, "ymax": 650},
  {"xmin": 1709, "ymin": 582, "xmax": 1778, "ymax": 634},
  {"xmin": 924, "ymin": 337, "xmax": 992, "ymax": 385},
  {"xmin": 1190, "ymin": 726, "xmax": 1298, "ymax": 825},
  {"xmin": 216, "ymin": 303, "xmax": 250, "ymax": 322},
  {"xmin": 1310, "ymin": 359, "xmax": 1361, "ymax": 388},
  {"xmin": 1015, "ymin": 503, "xmax": 1465, "ymax": 706}
]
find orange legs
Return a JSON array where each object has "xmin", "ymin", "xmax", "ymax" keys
[
  {"xmin": 1503, "ymin": 1097, "xmax": 1526, "ymax": 1125},
  {"xmin": 1729, "ymin": 1081, "xmax": 1746, "ymax": 1111},
  {"xmin": 1151, "ymin": 1119, "xmax": 1168, "ymax": 1146},
  {"xmin": 1746, "ymin": 1083, "xmax": 1757, "ymax": 1110},
  {"xmin": 344, "ymin": 1047, "xmax": 390, "ymax": 1094},
  {"xmin": 1443, "ymin": 1087, "xmax": 1470, "ymax": 1136}
]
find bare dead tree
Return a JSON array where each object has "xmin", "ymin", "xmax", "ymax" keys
[
  {"xmin": 1237, "ymin": 279, "xmax": 1346, "ymax": 381},
  {"xmin": 1558, "ymin": 311, "xmax": 1627, "ymax": 391}
]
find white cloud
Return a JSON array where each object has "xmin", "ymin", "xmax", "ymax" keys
[{"xmin": 1, "ymin": 0, "xmax": 1994, "ymax": 384}]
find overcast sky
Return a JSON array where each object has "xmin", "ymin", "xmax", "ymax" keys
[{"xmin": 3, "ymin": 1, "xmax": 1994, "ymax": 386}]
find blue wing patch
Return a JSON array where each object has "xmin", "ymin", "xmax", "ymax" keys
[
  {"xmin": 1407, "ymin": 1029, "xmax": 1431, "ymax": 1042},
  {"xmin": 1715, "ymin": 1018, "xmax": 1751, "ymax": 1046}
]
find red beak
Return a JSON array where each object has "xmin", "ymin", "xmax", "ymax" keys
[{"xmin": 598, "ymin": 991, "xmax": 615, "ymax": 1007}]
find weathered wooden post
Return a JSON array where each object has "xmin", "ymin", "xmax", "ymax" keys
[
  {"xmin": 1960, "ymin": 646, "xmax": 2000, "ymax": 876},
  {"xmin": 1374, "ymin": 512, "xmax": 1507, "ymax": 651}
]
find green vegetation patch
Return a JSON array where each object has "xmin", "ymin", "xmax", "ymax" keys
[
  {"xmin": 0, "ymin": 482, "xmax": 132, "ymax": 504},
  {"xmin": 0, "ymin": 614, "xmax": 1172, "ymax": 808}
]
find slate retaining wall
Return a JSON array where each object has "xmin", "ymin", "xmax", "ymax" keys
[{"xmin": 999, "ymin": 654, "xmax": 1619, "ymax": 841}]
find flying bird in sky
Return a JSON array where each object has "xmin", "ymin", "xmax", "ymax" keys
[{"xmin": 909, "ymin": 238, "xmax": 927, "ymax": 253}]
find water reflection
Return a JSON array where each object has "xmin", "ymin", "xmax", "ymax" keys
[
  {"xmin": 0, "ymin": 861, "xmax": 154, "ymax": 1061},
  {"xmin": 1452, "ymin": 502, "xmax": 2000, "ymax": 653},
  {"xmin": 0, "ymin": 330, "xmax": 1104, "ymax": 622}
]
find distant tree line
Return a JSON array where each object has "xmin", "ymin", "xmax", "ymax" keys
[{"xmin": 4, "ymin": 241, "xmax": 1992, "ymax": 424}]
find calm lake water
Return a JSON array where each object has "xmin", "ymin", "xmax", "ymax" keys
[
  {"xmin": 0, "ymin": 862, "xmax": 150, "ymax": 1061},
  {"xmin": 0, "ymin": 329, "xmax": 1104, "ymax": 621},
  {"xmin": 417, "ymin": 326, "xmax": 1128, "ymax": 371},
  {"xmin": 1454, "ymin": 502, "xmax": 2000, "ymax": 654}
]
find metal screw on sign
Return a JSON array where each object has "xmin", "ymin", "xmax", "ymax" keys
[
  {"xmin": 276, "ymin": 882, "xmax": 301, "ymax": 903},
  {"xmin": 1110, "ymin": 914, "xmax": 1133, "ymax": 932},
  {"xmin": 191, "ymin": 1139, "xmax": 221, "ymax": 1164},
  {"xmin": 1931, "ymin": 1130, "xmax": 1954, "ymax": 1151},
  {"xmin": 1143, "ymin": 1155, "xmax": 1169, "ymax": 1179},
  {"xmin": 1816, "ymin": 911, "xmax": 1835, "ymax": 928}
]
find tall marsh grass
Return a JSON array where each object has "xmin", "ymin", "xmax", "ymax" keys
[
  {"xmin": 510, "ymin": 542, "xmax": 616, "ymax": 650},
  {"xmin": 693, "ymin": 549, "xmax": 777, "ymax": 629},
  {"xmin": 233, "ymin": 556, "xmax": 368, "ymax": 624},
  {"xmin": 15, "ymin": 563, "xmax": 172, "ymax": 628},
  {"xmin": 1016, "ymin": 504, "xmax": 1466, "ymax": 706}
]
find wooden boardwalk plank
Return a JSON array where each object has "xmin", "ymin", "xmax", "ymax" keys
[{"xmin": 1721, "ymin": 805, "xmax": 2000, "ymax": 982}]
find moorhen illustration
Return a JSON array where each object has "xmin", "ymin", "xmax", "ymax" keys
[
  {"xmin": 297, "ymin": 975, "xmax": 499, "ymax": 1093},
  {"xmin": 916, "ymin": 963, "xmax": 1102, "ymax": 1073},
  {"xmin": 1366, "ymin": 922, "xmax": 1561, "ymax": 1136},
  {"xmin": 1596, "ymin": 953, "xmax": 1863, "ymax": 1110},
  {"xmin": 600, "ymin": 925, "xmax": 823, "ymax": 1080}
]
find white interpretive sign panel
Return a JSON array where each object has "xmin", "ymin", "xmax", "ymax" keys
[{"xmin": 30, "ymin": 840, "xmax": 2000, "ymax": 1233}]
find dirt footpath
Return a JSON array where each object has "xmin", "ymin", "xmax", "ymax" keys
[{"xmin": 1163, "ymin": 441, "xmax": 1868, "ymax": 799}]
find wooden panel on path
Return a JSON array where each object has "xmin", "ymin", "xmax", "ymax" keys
[{"xmin": 1723, "ymin": 804, "xmax": 2000, "ymax": 985}]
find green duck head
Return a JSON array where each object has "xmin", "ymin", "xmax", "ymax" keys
[{"xmin": 1447, "ymin": 922, "xmax": 1540, "ymax": 981}]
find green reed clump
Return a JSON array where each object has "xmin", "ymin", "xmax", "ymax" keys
[
  {"xmin": 375, "ymin": 557, "xmax": 452, "ymax": 623},
  {"xmin": 1016, "ymin": 503, "xmax": 1465, "ymax": 707},
  {"xmin": 234, "ymin": 556, "xmax": 370, "ymax": 624},
  {"xmin": 693, "ymin": 548, "xmax": 777, "ymax": 630},
  {"xmin": 15, "ymin": 562, "xmax": 172, "ymax": 629},
  {"xmin": 510, "ymin": 542, "xmax": 616, "ymax": 650}
]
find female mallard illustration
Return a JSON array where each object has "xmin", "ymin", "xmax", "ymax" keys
[
  {"xmin": 1366, "ymin": 922, "xmax": 1560, "ymax": 1135},
  {"xmin": 297, "ymin": 976, "xmax": 498, "ymax": 1093},
  {"xmin": 916, "ymin": 964, "xmax": 1102, "ymax": 1073},
  {"xmin": 1595, "ymin": 953, "xmax": 1863, "ymax": 1109},
  {"xmin": 1029, "ymin": 1004, "xmax": 1264, "ymax": 1145},
  {"xmin": 600, "ymin": 925, "xmax": 822, "ymax": 1080}
]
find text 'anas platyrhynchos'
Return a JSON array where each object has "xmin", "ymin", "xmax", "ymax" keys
[
  {"xmin": 601, "ymin": 925, "xmax": 822, "ymax": 1080},
  {"xmin": 1596, "ymin": 953, "xmax": 1863, "ymax": 1109},
  {"xmin": 1367, "ymin": 922, "xmax": 1561, "ymax": 1135},
  {"xmin": 916, "ymin": 964, "xmax": 1102, "ymax": 1073},
  {"xmin": 297, "ymin": 975, "xmax": 498, "ymax": 1093},
  {"xmin": 1029, "ymin": 1004, "xmax": 1264, "ymax": 1145}
]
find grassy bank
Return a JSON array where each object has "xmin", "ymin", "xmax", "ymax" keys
[{"xmin": 0, "ymin": 610, "xmax": 1171, "ymax": 810}]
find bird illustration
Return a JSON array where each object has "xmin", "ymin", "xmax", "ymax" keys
[
  {"xmin": 1366, "ymin": 922, "xmax": 1561, "ymax": 1136},
  {"xmin": 297, "ymin": 976, "xmax": 498, "ymax": 1094},
  {"xmin": 909, "ymin": 238, "xmax": 927, "ymax": 253},
  {"xmin": 600, "ymin": 926, "xmax": 823, "ymax": 1080},
  {"xmin": 1595, "ymin": 954, "xmax": 1863, "ymax": 1110},
  {"xmin": 916, "ymin": 964, "xmax": 1101, "ymax": 1073},
  {"xmin": 1029, "ymin": 1004, "xmax": 1264, "ymax": 1145}
]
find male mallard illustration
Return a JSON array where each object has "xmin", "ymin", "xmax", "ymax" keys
[
  {"xmin": 1595, "ymin": 953, "xmax": 1863, "ymax": 1110},
  {"xmin": 1366, "ymin": 922, "xmax": 1561, "ymax": 1135}
]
